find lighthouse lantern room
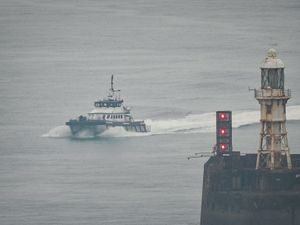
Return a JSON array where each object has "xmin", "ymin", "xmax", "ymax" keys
[{"xmin": 255, "ymin": 49, "xmax": 292, "ymax": 170}]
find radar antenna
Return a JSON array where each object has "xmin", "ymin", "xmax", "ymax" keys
[
  {"xmin": 110, "ymin": 74, "xmax": 114, "ymax": 92},
  {"xmin": 108, "ymin": 74, "xmax": 121, "ymax": 100}
]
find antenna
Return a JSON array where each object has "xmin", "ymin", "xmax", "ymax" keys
[
  {"xmin": 248, "ymin": 86, "xmax": 255, "ymax": 91},
  {"xmin": 111, "ymin": 74, "xmax": 114, "ymax": 91}
]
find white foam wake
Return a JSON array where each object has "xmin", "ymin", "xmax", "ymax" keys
[
  {"xmin": 150, "ymin": 105, "xmax": 300, "ymax": 135},
  {"xmin": 42, "ymin": 105, "xmax": 300, "ymax": 138},
  {"xmin": 41, "ymin": 125, "xmax": 151, "ymax": 139},
  {"xmin": 100, "ymin": 126, "xmax": 151, "ymax": 138},
  {"xmin": 41, "ymin": 125, "xmax": 71, "ymax": 138}
]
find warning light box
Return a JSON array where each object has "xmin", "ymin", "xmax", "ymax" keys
[{"xmin": 216, "ymin": 111, "xmax": 232, "ymax": 154}]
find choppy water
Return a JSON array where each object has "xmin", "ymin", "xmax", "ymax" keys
[{"xmin": 1, "ymin": 0, "xmax": 300, "ymax": 225}]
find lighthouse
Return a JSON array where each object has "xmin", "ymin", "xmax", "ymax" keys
[
  {"xmin": 199, "ymin": 49, "xmax": 300, "ymax": 225},
  {"xmin": 255, "ymin": 49, "xmax": 292, "ymax": 170}
]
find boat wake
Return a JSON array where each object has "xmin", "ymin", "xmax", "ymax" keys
[
  {"xmin": 42, "ymin": 105, "xmax": 300, "ymax": 138},
  {"xmin": 42, "ymin": 125, "xmax": 71, "ymax": 138}
]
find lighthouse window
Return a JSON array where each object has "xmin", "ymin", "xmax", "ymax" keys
[
  {"xmin": 261, "ymin": 69, "xmax": 268, "ymax": 88},
  {"xmin": 266, "ymin": 105, "xmax": 272, "ymax": 114},
  {"xmin": 279, "ymin": 69, "xmax": 284, "ymax": 89}
]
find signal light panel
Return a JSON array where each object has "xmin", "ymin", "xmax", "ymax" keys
[{"xmin": 216, "ymin": 111, "xmax": 232, "ymax": 154}]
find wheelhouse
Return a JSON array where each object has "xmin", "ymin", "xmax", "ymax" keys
[{"xmin": 94, "ymin": 100, "xmax": 124, "ymax": 108}]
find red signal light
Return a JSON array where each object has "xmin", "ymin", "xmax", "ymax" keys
[
  {"xmin": 218, "ymin": 112, "xmax": 229, "ymax": 121},
  {"xmin": 218, "ymin": 128, "xmax": 229, "ymax": 136},
  {"xmin": 219, "ymin": 143, "xmax": 229, "ymax": 152}
]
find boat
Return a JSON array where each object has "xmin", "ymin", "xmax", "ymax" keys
[{"xmin": 66, "ymin": 75, "xmax": 150, "ymax": 136}]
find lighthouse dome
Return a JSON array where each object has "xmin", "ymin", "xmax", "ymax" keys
[{"xmin": 260, "ymin": 48, "xmax": 284, "ymax": 69}]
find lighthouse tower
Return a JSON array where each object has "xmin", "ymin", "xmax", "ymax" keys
[{"xmin": 255, "ymin": 49, "xmax": 292, "ymax": 170}]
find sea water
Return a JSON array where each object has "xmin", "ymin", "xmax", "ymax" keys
[{"xmin": 1, "ymin": 0, "xmax": 300, "ymax": 224}]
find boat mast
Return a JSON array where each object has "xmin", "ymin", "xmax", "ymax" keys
[
  {"xmin": 110, "ymin": 74, "xmax": 114, "ymax": 92},
  {"xmin": 108, "ymin": 74, "xmax": 121, "ymax": 100}
]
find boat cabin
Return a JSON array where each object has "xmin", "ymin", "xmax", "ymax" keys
[{"xmin": 94, "ymin": 99, "xmax": 124, "ymax": 108}]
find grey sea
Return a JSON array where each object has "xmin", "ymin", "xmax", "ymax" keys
[{"xmin": 1, "ymin": 0, "xmax": 300, "ymax": 225}]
